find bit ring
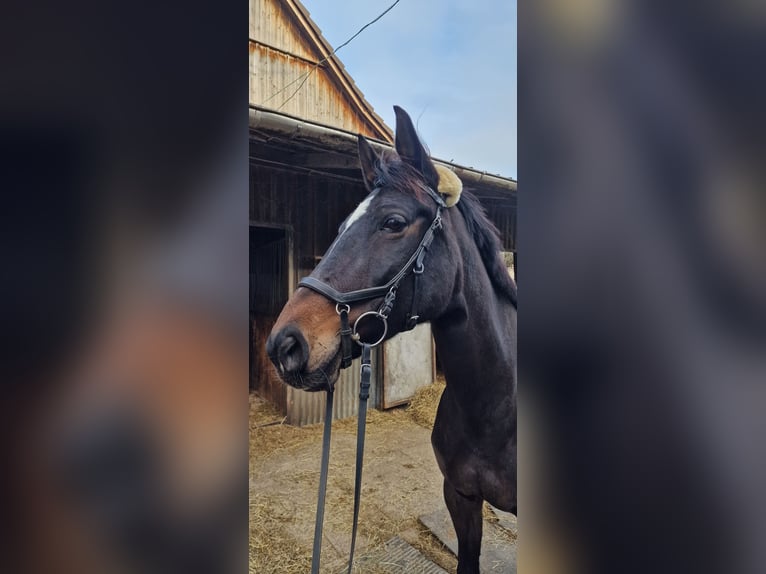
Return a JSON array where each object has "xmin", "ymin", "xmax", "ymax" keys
[{"xmin": 351, "ymin": 311, "xmax": 388, "ymax": 347}]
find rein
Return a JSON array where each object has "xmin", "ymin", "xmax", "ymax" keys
[{"xmin": 299, "ymin": 187, "xmax": 445, "ymax": 574}]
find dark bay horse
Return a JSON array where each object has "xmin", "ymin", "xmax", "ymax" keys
[{"xmin": 267, "ymin": 106, "xmax": 517, "ymax": 573}]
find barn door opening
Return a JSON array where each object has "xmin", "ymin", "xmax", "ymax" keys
[{"xmin": 250, "ymin": 225, "xmax": 291, "ymax": 410}]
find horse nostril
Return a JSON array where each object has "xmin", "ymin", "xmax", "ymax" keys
[
  {"xmin": 278, "ymin": 335, "xmax": 304, "ymax": 373},
  {"xmin": 267, "ymin": 326, "xmax": 308, "ymax": 375}
]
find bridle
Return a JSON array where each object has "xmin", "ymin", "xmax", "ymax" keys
[
  {"xmin": 297, "ymin": 183, "xmax": 446, "ymax": 574},
  {"xmin": 300, "ymin": 183, "xmax": 445, "ymax": 366}
]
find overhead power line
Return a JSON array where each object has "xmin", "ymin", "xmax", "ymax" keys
[{"xmin": 261, "ymin": 0, "xmax": 403, "ymax": 110}]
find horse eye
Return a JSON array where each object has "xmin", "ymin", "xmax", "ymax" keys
[{"xmin": 381, "ymin": 215, "xmax": 407, "ymax": 233}]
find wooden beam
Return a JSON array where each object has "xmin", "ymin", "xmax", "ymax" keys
[{"xmin": 294, "ymin": 152, "xmax": 360, "ymax": 170}]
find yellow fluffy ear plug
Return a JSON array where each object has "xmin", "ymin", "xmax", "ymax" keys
[{"xmin": 434, "ymin": 164, "xmax": 463, "ymax": 207}]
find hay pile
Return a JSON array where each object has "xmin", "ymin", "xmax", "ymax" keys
[
  {"xmin": 249, "ymin": 383, "xmax": 456, "ymax": 573},
  {"xmin": 406, "ymin": 374, "xmax": 446, "ymax": 429}
]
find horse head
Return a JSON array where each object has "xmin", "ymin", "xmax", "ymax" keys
[{"xmin": 266, "ymin": 106, "xmax": 464, "ymax": 392}]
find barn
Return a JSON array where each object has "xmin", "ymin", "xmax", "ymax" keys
[{"xmin": 250, "ymin": 0, "xmax": 516, "ymax": 425}]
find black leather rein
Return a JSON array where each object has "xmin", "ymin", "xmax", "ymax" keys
[{"xmin": 298, "ymin": 187, "xmax": 445, "ymax": 574}]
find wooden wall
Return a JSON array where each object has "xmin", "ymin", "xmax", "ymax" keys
[
  {"xmin": 484, "ymin": 199, "xmax": 517, "ymax": 253},
  {"xmin": 250, "ymin": 163, "xmax": 368, "ymax": 278},
  {"xmin": 249, "ymin": 0, "xmax": 385, "ymax": 138}
]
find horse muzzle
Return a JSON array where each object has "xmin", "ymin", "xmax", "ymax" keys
[{"xmin": 266, "ymin": 323, "xmax": 340, "ymax": 392}]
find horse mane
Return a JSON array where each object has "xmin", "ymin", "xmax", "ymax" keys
[
  {"xmin": 456, "ymin": 190, "xmax": 518, "ymax": 307},
  {"xmin": 372, "ymin": 151, "xmax": 517, "ymax": 308}
]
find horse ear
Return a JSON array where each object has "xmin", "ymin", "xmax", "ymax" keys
[
  {"xmin": 357, "ymin": 134, "xmax": 379, "ymax": 192},
  {"xmin": 393, "ymin": 105, "xmax": 439, "ymax": 190}
]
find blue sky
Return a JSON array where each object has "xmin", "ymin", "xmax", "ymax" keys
[{"xmin": 300, "ymin": 0, "xmax": 517, "ymax": 179}]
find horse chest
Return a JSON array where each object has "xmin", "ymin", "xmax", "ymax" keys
[{"xmin": 431, "ymin": 390, "xmax": 516, "ymax": 509}]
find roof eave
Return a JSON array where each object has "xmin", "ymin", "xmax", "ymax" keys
[{"xmin": 250, "ymin": 106, "xmax": 517, "ymax": 194}]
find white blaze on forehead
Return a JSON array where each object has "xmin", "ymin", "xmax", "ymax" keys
[{"xmin": 341, "ymin": 192, "xmax": 376, "ymax": 235}]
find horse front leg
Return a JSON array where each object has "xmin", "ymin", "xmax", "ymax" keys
[{"xmin": 443, "ymin": 479, "xmax": 482, "ymax": 574}]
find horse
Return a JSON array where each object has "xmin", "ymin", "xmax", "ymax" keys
[{"xmin": 266, "ymin": 105, "xmax": 517, "ymax": 574}]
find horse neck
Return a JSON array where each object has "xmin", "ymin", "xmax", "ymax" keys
[{"xmin": 431, "ymin": 237, "xmax": 516, "ymax": 416}]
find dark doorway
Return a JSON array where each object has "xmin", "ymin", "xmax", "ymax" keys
[{"xmin": 250, "ymin": 225, "xmax": 290, "ymax": 406}]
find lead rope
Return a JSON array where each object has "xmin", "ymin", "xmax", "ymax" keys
[
  {"xmin": 310, "ymin": 344, "xmax": 372, "ymax": 574},
  {"xmin": 311, "ymin": 386, "xmax": 334, "ymax": 574},
  {"xmin": 347, "ymin": 343, "xmax": 372, "ymax": 573}
]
